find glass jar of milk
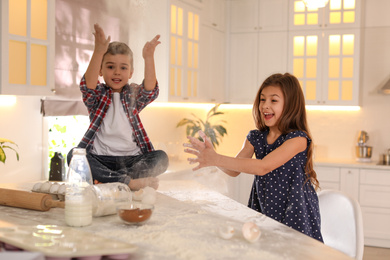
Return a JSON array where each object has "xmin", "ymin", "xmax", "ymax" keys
[{"xmin": 65, "ymin": 148, "xmax": 93, "ymax": 227}]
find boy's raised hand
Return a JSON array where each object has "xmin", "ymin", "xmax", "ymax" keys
[
  {"xmin": 143, "ymin": 35, "xmax": 161, "ymax": 60},
  {"xmin": 93, "ymin": 23, "xmax": 111, "ymax": 54}
]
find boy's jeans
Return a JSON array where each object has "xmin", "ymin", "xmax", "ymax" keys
[{"xmin": 67, "ymin": 148, "xmax": 169, "ymax": 185}]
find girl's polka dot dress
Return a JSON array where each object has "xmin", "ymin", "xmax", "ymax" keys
[{"xmin": 247, "ymin": 129, "xmax": 323, "ymax": 242}]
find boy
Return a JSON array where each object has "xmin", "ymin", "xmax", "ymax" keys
[{"xmin": 68, "ymin": 24, "xmax": 168, "ymax": 190}]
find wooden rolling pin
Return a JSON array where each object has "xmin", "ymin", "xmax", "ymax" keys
[{"xmin": 0, "ymin": 188, "xmax": 64, "ymax": 211}]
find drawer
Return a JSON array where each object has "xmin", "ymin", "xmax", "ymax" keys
[
  {"xmin": 360, "ymin": 169, "xmax": 390, "ymax": 186},
  {"xmin": 361, "ymin": 206, "xmax": 390, "ymax": 247},
  {"xmin": 315, "ymin": 166, "xmax": 340, "ymax": 182},
  {"xmin": 360, "ymin": 185, "xmax": 390, "ymax": 208}
]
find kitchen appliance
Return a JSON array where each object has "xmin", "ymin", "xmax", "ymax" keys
[
  {"xmin": 379, "ymin": 149, "xmax": 390, "ymax": 165},
  {"xmin": 356, "ymin": 130, "xmax": 372, "ymax": 162}
]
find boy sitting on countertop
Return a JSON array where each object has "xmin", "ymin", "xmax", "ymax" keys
[{"xmin": 67, "ymin": 23, "xmax": 168, "ymax": 190}]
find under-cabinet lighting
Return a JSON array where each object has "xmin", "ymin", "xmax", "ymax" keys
[
  {"xmin": 305, "ymin": 105, "xmax": 360, "ymax": 111},
  {"xmin": 0, "ymin": 95, "xmax": 17, "ymax": 107},
  {"xmin": 150, "ymin": 103, "xmax": 359, "ymax": 111}
]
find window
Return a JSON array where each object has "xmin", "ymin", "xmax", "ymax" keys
[{"xmin": 169, "ymin": 0, "xmax": 200, "ymax": 100}]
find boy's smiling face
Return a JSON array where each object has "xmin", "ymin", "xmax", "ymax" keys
[{"xmin": 100, "ymin": 54, "xmax": 134, "ymax": 92}]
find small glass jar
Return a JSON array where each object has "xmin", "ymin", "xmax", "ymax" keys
[{"xmin": 92, "ymin": 183, "xmax": 132, "ymax": 217}]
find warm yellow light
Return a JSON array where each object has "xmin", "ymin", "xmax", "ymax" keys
[
  {"xmin": 188, "ymin": 12, "xmax": 193, "ymax": 39},
  {"xmin": 342, "ymin": 34, "xmax": 354, "ymax": 55},
  {"xmin": 170, "ymin": 5, "xmax": 177, "ymax": 34},
  {"xmin": 303, "ymin": 0, "xmax": 329, "ymax": 8},
  {"xmin": 294, "ymin": 36, "xmax": 305, "ymax": 56},
  {"xmin": 149, "ymin": 102, "xmax": 360, "ymax": 112},
  {"xmin": 343, "ymin": 0, "xmax": 355, "ymax": 9},
  {"xmin": 295, "ymin": 1, "xmax": 306, "ymax": 12},
  {"xmin": 306, "ymin": 105, "xmax": 360, "ymax": 111},
  {"xmin": 306, "ymin": 36, "xmax": 318, "ymax": 56},
  {"xmin": 178, "ymin": 8, "xmax": 183, "ymax": 36},
  {"xmin": 329, "ymin": 35, "xmax": 341, "ymax": 56},
  {"xmin": 0, "ymin": 96, "xmax": 17, "ymax": 107}
]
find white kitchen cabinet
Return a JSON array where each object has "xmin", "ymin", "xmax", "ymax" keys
[
  {"xmin": 360, "ymin": 169, "xmax": 390, "ymax": 247},
  {"xmin": 201, "ymin": 0, "xmax": 226, "ymax": 32},
  {"xmin": 227, "ymin": 0, "xmax": 288, "ymax": 104},
  {"xmin": 316, "ymin": 164, "xmax": 390, "ymax": 248},
  {"xmin": 288, "ymin": 0, "xmax": 361, "ymax": 106},
  {"xmin": 229, "ymin": 0, "xmax": 288, "ymax": 33},
  {"xmin": 199, "ymin": 25, "xmax": 226, "ymax": 103},
  {"xmin": 0, "ymin": 0, "xmax": 55, "ymax": 96},
  {"xmin": 289, "ymin": 0, "xmax": 362, "ymax": 31},
  {"xmin": 315, "ymin": 166, "xmax": 341, "ymax": 191}
]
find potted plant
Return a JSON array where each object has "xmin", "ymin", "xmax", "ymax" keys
[
  {"xmin": 0, "ymin": 138, "xmax": 19, "ymax": 163},
  {"xmin": 176, "ymin": 104, "xmax": 227, "ymax": 148}
]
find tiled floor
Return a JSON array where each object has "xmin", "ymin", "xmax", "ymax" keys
[{"xmin": 363, "ymin": 246, "xmax": 390, "ymax": 260}]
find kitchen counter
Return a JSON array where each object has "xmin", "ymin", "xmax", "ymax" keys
[
  {"xmin": 0, "ymin": 180, "xmax": 353, "ymax": 260},
  {"xmin": 315, "ymin": 158, "xmax": 390, "ymax": 170}
]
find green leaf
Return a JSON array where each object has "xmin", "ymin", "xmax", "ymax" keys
[{"xmin": 0, "ymin": 147, "xmax": 5, "ymax": 163}]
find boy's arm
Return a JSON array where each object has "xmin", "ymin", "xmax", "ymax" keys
[
  {"xmin": 142, "ymin": 35, "xmax": 161, "ymax": 91},
  {"xmin": 85, "ymin": 23, "xmax": 111, "ymax": 90}
]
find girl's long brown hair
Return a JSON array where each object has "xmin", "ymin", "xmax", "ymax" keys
[{"xmin": 252, "ymin": 73, "xmax": 319, "ymax": 190}]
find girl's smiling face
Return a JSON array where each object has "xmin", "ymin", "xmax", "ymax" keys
[
  {"xmin": 100, "ymin": 54, "xmax": 133, "ymax": 92},
  {"xmin": 259, "ymin": 85, "xmax": 285, "ymax": 129}
]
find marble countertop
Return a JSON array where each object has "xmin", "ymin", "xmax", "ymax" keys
[
  {"xmin": 0, "ymin": 180, "xmax": 353, "ymax": 260},
  {"xmin": 314, "ymin": 158, "xmax": 390, "ymax": 170}
]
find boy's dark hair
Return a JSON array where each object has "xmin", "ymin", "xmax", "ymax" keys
[{"xmin": 103, "ymin": 42, "xmax": 134, "ymax": 72}]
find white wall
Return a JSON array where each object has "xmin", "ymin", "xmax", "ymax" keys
[{"xmin": 0, "ymin": 96, "xmax": 44, "ymax": 183}]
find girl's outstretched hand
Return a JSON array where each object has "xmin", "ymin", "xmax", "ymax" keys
[
  {"xmin": 143, "ymin": 35, "xmax": 161, "ymax": 60},
  {"xmin": 93, "ymin": 23, "xmax": 111, "ymax": 54},
  {"xmin": 184, "ymin": 130, "xmax": 217, "ymax": 171}
]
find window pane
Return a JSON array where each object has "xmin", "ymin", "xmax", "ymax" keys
[
  {"xmin": 329, "ymin": 12, "xmax": 341, "ymax": 24},
  {"xmin": 294, "ymin": 14, "xmax": 305, "ymax": 25},
  {"xmin": 342, "ymin": 34, "xmax": 354, "ymax": 55},
  {"xmin": 329, "ymin": 35, "xmax": 341, "ymax": 56},
  {"xmin": 293, "ymin": 58, "xmax": 304, "ymax": 78},
  {"xmin": 306, "ymin": 80, "xmax": 316, "ymax": 100},
  {"xmin": 330, "ymin": 0, "xmax": 342, "ymax": 10},
  {"xmin": 194, "ymin": 14, "xmax": 199, "ymax": 41},
  {"xmin": 342, "ymin": 80, "xmax": 353, "ymax": 100},
  {"xmin": 294, "ymin": 36, "xmax": 305, "ymax": 56},
  {"xmin": 170, "ymin": 68, "xmax": 175, "ymax": 96},
  {"xmin": 177, "ymin": 38, "xmax": 183, "ymax": 66},
  {"xmin": 178, "ymin": 8, "xmax": 183, "ymax": 36},
  {"xmin": 328, "ymin": 80, "xmax": 339, "ymax": 100},
  {"xmin": 307, "ymin": 13, "xmax": 318, "ymax": 25},
  {"xmin": 188, "ymin": 12, "xmax": 193, "ymax": 39},
  {"xmin": 31, "ymin": 44, "xmax": 47, "ymax": 85},
  {"xmin": 31, "ymin": 0, "xmax": 47, "ymax": 40},
  {"xmin": 171, "ymin": 5, "xmax": 177, "ymax": 34},
  {"xmin": 306, "ymin": 58, "xmax": 317, "ymax": 78},
  {"xmin": 177, "ymin": 68, "xmax": 182, "ymax": 96},
  {"xmin": 343, "ymin": 11, "xmax": 355, "ymax": 23},
  {"xmin": 193, "ymin": 43, "xmax": 198, "ymax": 69},
  {"xmin": 343, "ymin": 0, "xmax": 355, "ymax": 9},
  {"xmin": 294, "ymin": 1, "xmax": 305, "ymax": 12},
  {"xmin": 9, "ymin": 40, "xmax": 27, "ymax": 84},
  {"xmin": 187, "ymin": 71, "xmax": 192, "ymax": 96},
  {"xmin": 9, "ymin": 0, "xmax": 27, "ymax": 36},
  {"xmin": 329, "ymin": 58, "xmax": 340, "ymax": 78},
  {"xmin": 193, "ymin": 71, "xmax": 198, "ymax": 97},
  {"xmin": 170, "ymin": 36, "xmax": 176, "ymax": 64},
  {"xmin": 187, "ymin": 42, "xmax": 193, "ymax": 68},
  {"xmin": 342, "ymin": 57, "xmax": 353, "ymax": 78},
  {"xmin": 306, "ymin": 36, "xmax": 317, "ymax": 56}
]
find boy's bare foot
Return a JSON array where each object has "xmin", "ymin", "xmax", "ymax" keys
[{"xmin": 129, "ymin": 177, "xmax": 159, "ymax": 191}]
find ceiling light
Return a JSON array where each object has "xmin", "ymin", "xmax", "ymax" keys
[{"xmin": 302, "ymin": 0, "xmax": 329, "ymax": 9}]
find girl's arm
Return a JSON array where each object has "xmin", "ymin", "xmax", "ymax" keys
[
  {"xmin": 143, "ymin": 35, "xmax": 161, "ymax": 91},
  {"xmin": 85, "ymin": 24, "xmax": 110, "ymax": 90},
  {"xmin": 185, "ymin": 131, "xmax": 307, "ymax": 176},
  {"xmin": 217, "ymin": 138, "xmax": 255, "ymax": 177}
]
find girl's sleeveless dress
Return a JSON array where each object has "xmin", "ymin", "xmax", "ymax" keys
[{"xmin": 247, "ymin": 129, "xmax": 323, "ymax": 242}]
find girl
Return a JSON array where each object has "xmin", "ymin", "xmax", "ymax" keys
[{"xmin": 184, "ymin": 73, "xmax": 323, "ymax": 242}]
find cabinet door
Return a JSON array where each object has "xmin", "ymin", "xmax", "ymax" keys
[
  {"xmin": 321, "ymin": 29, "xmax": 360, "ymax": 105},
  {"xmin": 340, "ymin": 167, "xmax": 359, "ymax": 200},
  {"xmin": 258, "ymin": 32, "xmax": 288, "ymax": 84},
  {"xmin": 199, "ymin": 26, "xmax": 226, "ymax": 103},
  {"xmin": 0, "ymin": 0, "xmax": 55, "ymax": 96},
  {"xmin": 228, "ymin": 33, "xmax": 258, "ymax": 104},
  {"xmin": 315, "ymin": 166, "xmax": 340, "ymax": 191},
  {"xmin": 202, "ymin": 0, "xmax": 226, "ymax": 31},
  {"xmin": 229, "ymin": 0, "xmax": 259, "ymax": 33},
  {"xmin": 258, "ymin": 0, "xmax": 288, "ymax": 32}
]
